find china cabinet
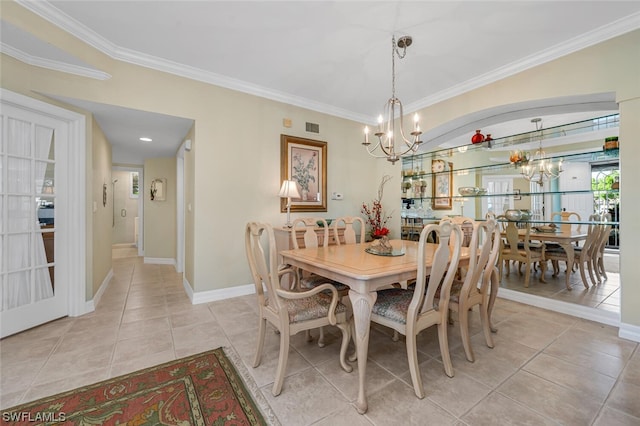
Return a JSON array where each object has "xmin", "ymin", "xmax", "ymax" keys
[{"xmin": 399, "ymin": 114, "xmax": 620, "ymax": 240}]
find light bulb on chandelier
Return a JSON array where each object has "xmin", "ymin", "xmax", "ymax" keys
[
  {"xmin": 520, "ymin": 118, "xmax": 563, "ymax": 187},
  {"xmin": 362, "ymin": 35, "xmax": 422, "ymax": 164}
]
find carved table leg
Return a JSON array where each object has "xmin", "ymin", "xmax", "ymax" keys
[{"xmin": 348, "ymin": 289, "xmax": 377, "ymax": 414}]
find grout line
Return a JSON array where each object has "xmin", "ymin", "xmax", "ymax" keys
[{"xmin": 590, "ymin": 344, "xmax": 640, "ymax": 424}]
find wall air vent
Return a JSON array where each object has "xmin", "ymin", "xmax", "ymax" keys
[{"xmin": 306, "ymin": 122, "xmax": 319, "ymax": 133}]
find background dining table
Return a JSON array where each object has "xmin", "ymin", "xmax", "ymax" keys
[
  {"xmin": 280, "ymin": 239, "xmax": 470, "ymax": 414},
  {"xmin": 502, "ymin": 224, "xmax": 587, "ymax": 290}
]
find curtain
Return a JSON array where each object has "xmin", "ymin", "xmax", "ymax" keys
[{"xmin": 2, "ymin": 120, "xmax": 53, "ymax": 311}]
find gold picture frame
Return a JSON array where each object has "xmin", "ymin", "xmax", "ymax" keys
[
  {"xmin": 432, "ymin": 161, "xmax": 453, "ymax": 210},
  {"xmin": 280, "ymin": 135, "xmax": 327, "ymax": 212}
]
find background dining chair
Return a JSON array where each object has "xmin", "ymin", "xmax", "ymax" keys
[
  {"xmin": 545, "ymin": 214, "xmax": 603, "ymax": 288},
  {"xmin": 499, "ymin": 221, "xmax": 546, "ymax": 287},
  {"xmin": 593, "ymin": 215, "xmax": 612, "ymax": 283},
  {"xmin": 245, "ymin": 222, "xmax": 352, "ymax": 396},
  {"xmin": 291, "ymin": 217, "xmax": 349, "ymax": 346},
  {"xmin": 551, "ymin": 211, "xmax": 582, "ymax": 234},
  {"xmin": 443, "ymin": 217, "xmax": 500, "ymax": 362},
  {"xmin": 333, "ymin": 216, "xmax": 365, "ymax": 244},
  {"xmin": 441, "ymin": 216, "xmax": 476, "ymax": 280},
  {"xmin": 290, "ymin": 218, "xmax": 349, "ymax": 294},
  {"xmin": 441, "ymin": 216, "xmax": 476, "ymax": 248},
  {"xmin": 369, "ymin": 221, "xmax": 462, "ymax": 399}
]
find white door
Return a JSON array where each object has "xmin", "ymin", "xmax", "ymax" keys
[
  {"xmin": 482, "ymin": 176, "xmax": 514, "ymax": 217},
  {"xmin": 1, "ymin": 105, "xmax": 69, "ymax": 337},
  {"xmin": 560, "ymin": 162, "xmax": 593, "ymax": 221}
]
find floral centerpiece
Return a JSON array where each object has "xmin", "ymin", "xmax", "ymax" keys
[
  {"xmin": 361, "ymin": 175, "xmax": 393, "ymax": 239},
  {"xmin": 292, "ymin": 151, "xmax": 316, "ymax": 200}
]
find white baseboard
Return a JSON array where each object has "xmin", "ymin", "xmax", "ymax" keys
[
  {"xmin": 619, "ymin": 322, "xmax": 640, "ymax": 343},
  {"xmin": 498, "ymin": 288, "xmax": 621, "ymax": 327},
  {"xmin": 81, "ymin": 267, "xmax": 113, "ymax": 316},
  {"xmin": 182, "ymin": 276, "xmax": 194, "ymax": 302},
  {"xmin": 192, "ymin": 283, "xmax": 255, "ymax": 304},
  {"xmin": 182, "ymin": 279, "xmax": 255, "ymax": 305},
  {"xmin": 144, "ymin": 257, "xmax": 176, "ymax": 267}
]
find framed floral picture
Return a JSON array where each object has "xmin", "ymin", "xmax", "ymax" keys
[
  {"xmin": 432, "ymin": 161, "xmax": 453, "ymax": 210},
  {"xmin": 280, "ymin": 135, "xmax": 327, "ymax": 212}
]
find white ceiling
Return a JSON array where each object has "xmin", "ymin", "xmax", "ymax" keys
[{"xmin": 3, "ymin": 1, "xmax": 639, "ymax": 163}]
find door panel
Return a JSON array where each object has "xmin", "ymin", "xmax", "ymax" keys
[
  {"xmin": 1, "ymin": 104, "xmax": 67, "ymax": 337},
  {"xmin": 560, "ymin": 162, "xmax": 593, "ymax": 221}
]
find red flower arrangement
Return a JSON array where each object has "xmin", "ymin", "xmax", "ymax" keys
[
  {"xmin": 361, "ymin": 175, "xmax": 393, "ymax": 239},
  {"xmin": 361, "ymin": 200, "xmax": 391, "ymax": 238}
]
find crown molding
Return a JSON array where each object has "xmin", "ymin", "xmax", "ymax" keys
[
  {"xmin": 17, "ymin": 0, "xmax": 640, "ymax": 122},
  {"xmin": 405, "ymin": 12, "xmax": 640, "ymax": 114},
  {"xmin": 110, "ymin": 45, "xmax": 371, "ymax": 123},
  {"xmin": 15, "ymin": 0, "xmax": 120, "ymax": 54},
  {"xmin": 1, "ymin": 43, "xmax": 111, "ymax": 80},
  {"xmin": 15, "ymin": 0, "xmax": 370, "ymax": 123}
]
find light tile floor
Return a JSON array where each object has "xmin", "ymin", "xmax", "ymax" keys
[{"xmin": 1, "ymin": 251, "xmax": 638, "ymax": 425}]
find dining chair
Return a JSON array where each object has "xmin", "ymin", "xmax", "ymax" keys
[
  {"xmin": 442, "ymin": 217, "xmax": 500, "ymax": 362},
  {"xmin": 333, "ymin": 216, "xmax": 365, "ymax": 244},
  {"xmin": 290, "ymin": 217, "xmax": 349, "ymax": 294},
  {"xmin": 499, "ymin": 221, "xmax": 546, "ymax": 287},
  {"xmin": 290, "ymin": 217, "xmax": 349, "ymax": 346},
  {"xmin": 369, "ymin": 221, "xmax": 462, "ymax": 399},
  {"xmin": 441, "ymin": 216, "xmax": 476, "ymax": 248},
  {"xmin": 551, "ymin": 211, "xmax": 582, "ymax": 234},
  {"xmin": 441, "ymin": 216, "xmax": 476, "ymax": 280},
  {"xmin": 593, "ymin": 223, "xmax": 613, "ymax": 282},
  {"xmin": 546, "ymin": 214, "xmax": 603, "ymax": 288},
  {"xmin": 245, "ymin": 222, "xmax": 352, "ymax": 396}
]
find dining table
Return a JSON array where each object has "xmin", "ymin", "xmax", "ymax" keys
[
  {"xmin": 503, "ymin": 224, "xmax": 588, "ymax": 290},
  {"xmin": 280, "ymin": 239, "xmax": 470, "ymax": 414}
]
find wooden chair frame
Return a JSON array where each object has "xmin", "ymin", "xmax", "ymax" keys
[
  {"xmin": 369, "ymin": 222, "xmax": 462, "ymax": 398},
  {"xmin": 245, "ymin": 222, "xmax": 352, "ymax": 396}
]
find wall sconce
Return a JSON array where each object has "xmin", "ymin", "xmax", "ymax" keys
[{"xmin": 150, "ymin": 178, "xmax": 166, "ymax": 201}]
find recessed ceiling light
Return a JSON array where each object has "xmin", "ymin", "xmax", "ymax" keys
[{"xmin": 139, "ymin": 137, "xmax": 152, "ymax": 142}]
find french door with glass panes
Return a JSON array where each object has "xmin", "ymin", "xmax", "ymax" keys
[{"xmin": 1, "ymin": 104, "xmax": 68, "ymax": 337}]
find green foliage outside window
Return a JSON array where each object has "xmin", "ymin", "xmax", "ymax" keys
[{"xmin": 592, "ymin": 170, "xmax": 619, "ymax": 213}]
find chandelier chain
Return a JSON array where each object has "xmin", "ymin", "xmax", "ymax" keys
[{"xmin": 391, "ymin": 36, "xmax": 396, "ymax": 99}]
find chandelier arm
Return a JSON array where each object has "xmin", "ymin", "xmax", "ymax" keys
[{"xmin": 520, "ymin": 118, "xmax": 563, "ymax": 186}]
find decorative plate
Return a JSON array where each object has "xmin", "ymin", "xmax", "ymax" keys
[
  {"xmin": 365, "ymin": 247, "xmax": 405, "ymax": 257},
  {"xmin": 432, "ymin": 160, "xmax": 445, "ymax": 173}
]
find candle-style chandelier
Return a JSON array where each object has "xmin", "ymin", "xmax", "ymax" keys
[
  {"xmin": 520, "ymin": 118, "xmax": 563, "ymax": 186},
  {"xmin": 362, "ymin": 35, "xmax": 422, "ymax": 164}
]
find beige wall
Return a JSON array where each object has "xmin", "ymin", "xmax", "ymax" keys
[
  {"xmin": 619, "ymin": 97, "xmax": 640, "ymax": 328},
  {"xmin": 91, "ymin": 118, "xmax": 113, "ymax": 296},
  {"xmin": 144, "ymin": 158, "xmax": 177, "ymax": 260},
  {"xmin": 1, "ymin": 2, "xmax": 638, "ymax": 330},
  {"xmin": 183, "ymin": 125, "xmax": 196, "ymax": 288}
]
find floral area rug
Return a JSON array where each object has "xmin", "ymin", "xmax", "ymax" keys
[{"xmin": 1, "ymin": 347, "xmax": 279, "ymax": 425}]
